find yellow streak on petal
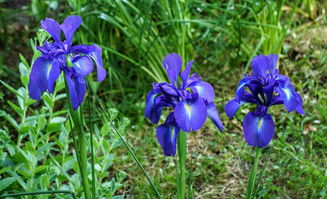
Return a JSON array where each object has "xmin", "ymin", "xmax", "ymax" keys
[
  {"xmin": 185, "ymin": 104, "xmax": 191, "ymax": 118},
  {"xmin": 258, "ymin": 118, "xmax": 263, "ymax": 131}
]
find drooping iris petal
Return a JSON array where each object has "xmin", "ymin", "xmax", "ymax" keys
[
  {"xmin": 243, "ymin": 112, "xmax": 275, "ymax": 148},
  {"xmin": 28, "ymin": 56, "xmax": 57, "ymax": 100},
  {"xmin": 48, "ymin": 61, "xmax": 61, "ymax": 93},
  {"xmin": 174, "ymin": 98, "xmax": 207, "ymax": 132},
  {"xmin": 40, "ymin": 18, "xmax": 61, "ymax": 42},
  {"xmin": 181, "ymin": 60, "xmax": 194, "ymax": 86},
  {"xmin": 144, "ymin": 88, "xmax": 161, "ymax": 120},
  {"xmin": 70, "ymin": 44, "xmax": 106, "ymax": 82},
  {"xmin": 89, "ymin": 45, "xmax": 106, "ymax": 82},
  {"xmin": 60, "ymin": 15, "xmax": 82, "ymax": 45},
  {"xmin": 278, "ymin": 82, "xmax": 299, "ymax": 113},
  {"xmin": 147, "ymin": 95, "xmax": 174, "ymax": 124},
  {"xmin": 224, "ymin": 99, "xmax": 244, "ymax": 119},
  {"xmin": 162, "ymin": 53, "xmax": 182, "ymax": 85},
  {"xmin": 295, "ymin": 92, "xmax": 305, "ymax": 115},
  {"xmin": 190, "ymin": 81, "xmax": 215, "ymax": 103},
  {"xmin": 251, "ymin": 54, "xmax": 278, "ymax": 77},
  {"xmin": 65, "ymin": 74, "xmax": 86, "ymax": 110},
  {"xmin": 156, "ymin": 117, "xmax": 180, "ymax": 156},
  {"xmin": 72, "ymin": 56, "xmax": 94, "ymax": 77},
  {"xmin": 206, "ymin": 102, "xmax": 224, "ymax": 132}
]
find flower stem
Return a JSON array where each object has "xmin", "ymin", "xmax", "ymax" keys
[
  {"xmin": 246, "ymin": 147, "xmax": 262, "ymax": 199},
  {"xmin": 64, "ymin": 79, "xmax": 91, "ymax": 199},
  {"xmin": 177, "ymin": 131, "xmax": 187, "ymax": 199},
  {"xmin": 87, "ymin": 86, "xmax": 96, "ymax": 199},
  {"xmin": 70, "ymin": 109, "xmax": 92, "ymax": 199}
]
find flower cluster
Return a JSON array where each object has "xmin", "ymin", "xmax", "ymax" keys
[
  {"xmin": 225, "ymin": 54, "xmax": 304, "ymax": 148},
  {"xmin": 28, "ymin": 15, "xmax": 106, "ymax": 110},
  {"xmin": 145, "ymin": 53, "xmax": 224, "ymax": 156}
]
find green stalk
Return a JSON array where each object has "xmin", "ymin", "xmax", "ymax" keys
[
  {"xmin": 87, "ymin": 85, "xmax": 96, "ymax": 198},
  {"xmin": 177, "ymin": 131, "xmax": 187, "ymax": 199},
  {"xmin": 65, "ymin": 79, "xmax": 92, "ymax": 199},
  {"xmin": 246, "ymin": 147, "xmax": 262, "ymax": 199},
  {"xmin": 0, "ymin": 190, "xmax": 77, "ymax": 199}
]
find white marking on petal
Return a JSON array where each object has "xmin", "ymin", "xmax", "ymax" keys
[
  {"xmin": 282, "ymin": 88, "xmax": 291, "ymax": 101},
  {"xmin": 185, "ymin": 104, "xmax": 191, "ymax": 118}
]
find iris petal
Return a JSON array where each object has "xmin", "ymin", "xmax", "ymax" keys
[
  {"xmin": 40, "ymin": 18, "xmax": 61, "ymax": 42},
  {"xmin": 159, "ymin": 83, "xmax": 180, "ymax": 98},
  {"xmin": 60, "ymin": 15, "xmax": 82, "ymax": 45},
  {"xmin": 207, "ymin": 102, "xmax": 224, "ymax": 132},
  {"xmin": 72, "ymin": 56, "xmax": 94, "ymax": 77},
  {"xmin": 224, "ymin": 99, "xmax": 243, "ymax": 119},
  {"xmin": 243, "ymin": 112, "xmax": 275, "ymax": 148},
  {"xmin": 162, "ymin": 53, "xmax": 182, "ymax": 85},
  {"xmin": 89, "ymin": 45, "xmax": 106, "ymax": 82},
  {"xmin": 295, "ymin": 92, "xmax": 305, "ymax": 115},
  {"xmin": 70, "ymin": 44, "xmax": 106, "ymax": 82},
  {"xmin": 144, "ymin": 88, "xmax": 162, "ymax": 120},
  {"xmin": 181, "ymin": 60, "xmax": 194, "ymax": 86},
  {"xmin": 65, "ymin": 74, "xmax": 86, "ymax": 110},
  {"xmin": 28, "ymin": 56, "xmax": 59, "ymax": 100},
  {"xmin": 48, "ymin": 61, "xmax": 61, "ymax": 93},
  {"xmin": 156, "ymin": 119, "xmax": 180, "ymax": 156},
  {"xmin": 251, "ymin": 54, "xmax": 278, "ymax": 77},
  {"xmin": 174, "ymin": 98, "xmax": 207, "ymax": 132},
  {"xmin": 279, "ymin": 82, "xmax": 299, "ymax": 113},
  {"xmin": 190, "ymin": 81, "xmax": 215, "ymax": 103}
]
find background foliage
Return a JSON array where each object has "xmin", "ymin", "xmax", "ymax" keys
[{"xmin": 0, "ymin": 0, "xmax": 326, "ymax": 198}]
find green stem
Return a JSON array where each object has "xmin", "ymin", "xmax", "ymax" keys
[
  {"xmin": 246, "ymin": 147, "xmax": 262, "ymax": 199},
  {"xmin": 65, "ymin": 79, "xmax": 91, "ymax": 199},
  {"xmin": 87, "ymin": 86, "xmax": 96, "ymax": 199},
  {"xmin": 177, "ymin": 131, "xmax": 187, "ymax": 199},
  {"xmin": 77, "ymin": 117, "xmax": 92, "ymax": 199},
  {"xmin": 0, "ymin": 190, "xmax": 77, "ymax": 199}
]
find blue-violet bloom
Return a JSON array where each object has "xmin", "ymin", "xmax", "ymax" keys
[
  {"xmin": 224, "ymin": 54, "xmax": 305, "ymax": 148},
  {"xmin": 145, "ymin": 53, "xmax": 224, "ymax": 156},
  {"xmin": 28, "ymin": 15, "xmax": 106, "ymax": 110}
]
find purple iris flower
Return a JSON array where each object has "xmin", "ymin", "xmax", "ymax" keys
[
  {"xmin": 224, "ymin": 54, "xmax": 305, "ymax": 148},
  {"xmin": 145, "ymin": 53, "xmax": 224, "ymax": 156},
  {"xmin": 28, "ymin": 16, "xmax": 106, "ymax": 110}
]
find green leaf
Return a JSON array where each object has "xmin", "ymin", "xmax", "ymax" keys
[
  {"xmin": 0, "ymin": 80, "xmax": 22, "ymax": 98},
  {"xmin": 0, "ymin": 177, "xmax": 17, "ymax": 191},
  {"xmin": 7, "ymin": 101, "xmax": 23, "ymax": 116},
  {"xmin": 19, "ymin": 53, "xmax": 30, "ymax": 69},
  {"xmin": 0, "ymin": 110, "xmax": 19, "ymax": 130},
  {"xmin": 19, "ymin": 62, "xmax": 29, "ymax": 87}
]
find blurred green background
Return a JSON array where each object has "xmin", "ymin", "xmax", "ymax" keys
[{"xmin": 0, "ymin": 0, "xmax": 326, "ymax": 198}]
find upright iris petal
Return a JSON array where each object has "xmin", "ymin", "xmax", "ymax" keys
[
  {"xmin": 40, "ymin": 18, "xmax": 61, "ymax": 42},
  {"xmin": 60, "ymin": 15, "xmax": 82, "ymax": 46},
  {"xmin": 162, "ymin": 53, "xmax": 182, "ymax": 85},
  {"xmin": 251, "ymin": 54, "xmax": 278, "ymax": 77},
  {"xmin": 225, "ymin": 54, "xmax": 304, "ymax": 148}
]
